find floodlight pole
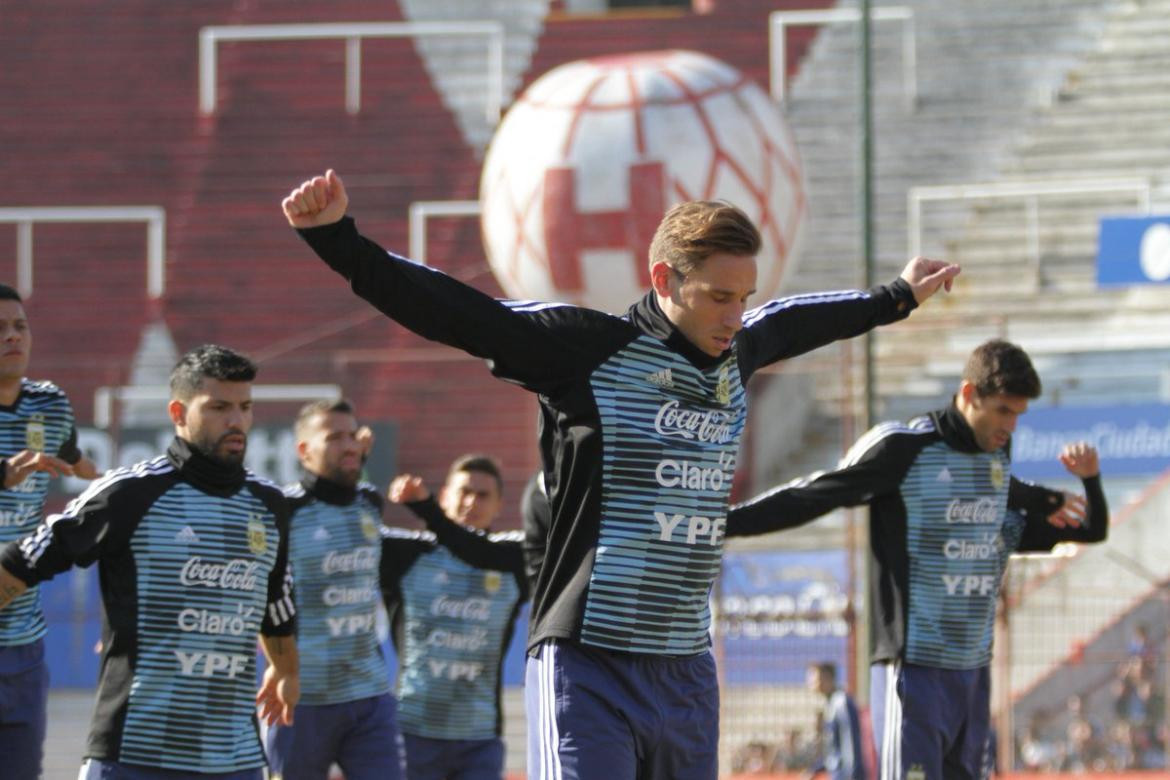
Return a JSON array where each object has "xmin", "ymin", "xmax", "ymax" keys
[{"xmin": 856, "ymin": 0, "xmax": 876, "ymax": 707}]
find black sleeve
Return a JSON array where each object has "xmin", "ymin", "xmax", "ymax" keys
[
  {"xmin": 56, "ymin": 425, "xmax": 82, "ymax": 465},
  {"xmin": 520, "ymin": 471, "xmax": 549, "ymax": 590},
  {"xmin": 736, "ymin": 280, "xmax": 918, "ymax": 379},
  {"xmin": 405, "ymin": 497, "xmax": 527, "ymax": 594},
  {"xmin": 727, "ymin": 424, "xmax": 920, "ymax": 538},
  {"xmin": 0, "ymin": 471, "xmax": 167, "ymax": 585},
  {"xmin": 255, "ymin": 486, "xmax": 296, "ymax": 637},
  {"xmin": 378, "ymin": 526, "xmax": 432, "ymax": 600},
  {"xmin": 1011, "ymin": 475, "xmax": 1109, "ymax": 553},
  {"xmin": 298, "ymin": 218, "xmax": 631, "ymax": 394}
]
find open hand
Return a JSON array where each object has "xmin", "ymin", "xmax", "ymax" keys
[
  {"xmin": 4, "ymin": 450, "xmax": 74, "ymax": 488},
  {"xmin": 388, "ymin": 474, "xmax": 430, "ymax": 504},
  {"xmin": 899, "ymin": 256, "xmax": 961, "ymax": 304},
  {"xmin": 1059, "ymin": 442, "xmax": 1099, "ymax": 478}
]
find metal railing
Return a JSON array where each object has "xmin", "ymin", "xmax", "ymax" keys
[
  {"xmin": 408, "ymin": 200, "xmax": 481, "ymax": 266},
  {"xmin": 0, "ymin": 206, "xmax": 166, "ymax": 299},
  {"xmin": 769, "ymin": 6, "xmax": 917, "ymax": 109},
  {"xmin": 198, "ymin": 21, "xmax": 506, "ymax": 120},
  {"xmin": 907, "ymin": 179, "xmax": 1153, "ymax": 280}
]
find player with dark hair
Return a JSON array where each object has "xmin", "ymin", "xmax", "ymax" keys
[
  {"xmin": 0, "ymin": 344, "xmax": 298, "ymax": 779},
  {"xmin": 806, "ymin": 662, "xmax": 868, "ymax": 780},
  {"xmin": 0, "ymin": 282, "xmax": 99, "ymax": 778},
  {"xmin": 282, "ymin": 169, "xmax": 958, "ymax": 780},
  {"xmin": 386, "ymin": 455, "xmax": 526, "ymax": 780},
  {"xmin": 728, "ymin": 339, "xmax": 1109, "ymax": 780},
  {"xmin": 267, "ymin": 398, "xmax": 404, "ymax": 780}
]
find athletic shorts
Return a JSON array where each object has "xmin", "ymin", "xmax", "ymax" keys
[
  {"xmin": 526, "ymin": 639, "xmax": 719, "ymax": 780},
  {"xmin": 402, "ymin": 732, "xmax": 504, "ymax": 780},
  {"xmin": 870, "ymin": 661, "xmax": 991, "ymax": 780},
  {"xmin": 0, "ymin": 640, "xmax": 49, "ymax": 780},
  {"xmin": 266, "ymin": 693, "xmax": 403, "ymax": 780}
]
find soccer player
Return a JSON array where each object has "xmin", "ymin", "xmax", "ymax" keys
[
  {"xmin": 385, "ymin": 456, "xmax": 527, "ymax": 780},
  {"xmin": 282, "ymin": 168, "xmax": 959, "ymax": 780},
  {"xmin": 0, "ymin": 344, "xmax": 298, "ymax": 779},
  {"xmin": 0, "ymin": 282, "xmax": 99, "ymax": 779},
  {"xmin": 266, "ymin": 399, "xmax": 403, "ymax": 780},
  {"xmin": 805, "ymin": 662, "xmax": 868, "ymax": 780},
  {"xmin": 727, "ymin": 339, "xmax": 1109, "ymax": 780}
]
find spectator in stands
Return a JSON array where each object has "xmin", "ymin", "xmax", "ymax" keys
[
  {"xmin": 0, "ymin": 283, "xmax": 99, "ymax": 779},
  {"xmin": 725, "ymin": 339, "xmax": 1109, "ymax": 780},
  {"xmin": 1128, "ymin": 623, "xmax": 1157, "ymax": 670},
  {"xmin": 804, "ymin": 661, "xmax": 868, "ymax": 780},
  {"xmin": 731, "ymin": 741, "xmax": 775, "ymax": 775},
  {"xmin": 1019, "ymin": 711, "xmax": 1063, "ymax": 771},
  {"xmin": 1061, "ymin": 693, "xmax": 1104, "ymax": 772},
  {"xmin": 1105, "ymin": 720, "xmax": 1136, "ymax": 770},
  {"xmin": 772, "ymin": 728, "xmax": 816, "ymax": 772}
]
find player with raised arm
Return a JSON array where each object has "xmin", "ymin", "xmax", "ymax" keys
[
  {"xmin": 282, "ymin": 169, "xmax": 959, "ymax": 780},
  {"xmin": 727, "ymin": 340, "xmax": 1109, "ymax": 780}
]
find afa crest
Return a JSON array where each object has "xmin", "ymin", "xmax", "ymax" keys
[
  {"xmin": 714, "ymin": 365, "xmax": 731, "ymax": 406},
  {"xmin": 360, "ymin": 513, "xmax": 379, "ymax": 542},
  {"xmin": 25, "ymin": 420, "xmax": 45, "ymax": 452},
  {"xmin": 483, "ymin": 571, "xmax": 502, "ymax": 595},
  {"xmin": 989, "ymin": 459, "xmax": 1005, "ymax": 490},
  {"xmin": 247, "ymin": 515, "xmax": 267, "ymax": 555}
]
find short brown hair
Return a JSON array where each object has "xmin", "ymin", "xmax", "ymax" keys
[
  {"xmin": 447, "ymin": 453, "xmax": 503, "ymax": 495},
  {"xmin": 648, "ymin": 200, "xmax": 761, "ymax": 276},
  {"xmin": 963, "ymin": 340, "xmax": 1041, "ymax": 399},
  {"xmin": 295, "ymin": 398, "xmax": 355, "ymax": 437}
]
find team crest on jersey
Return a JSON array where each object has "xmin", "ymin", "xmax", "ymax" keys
[
  {"xmin": 483, "ymin": 571, "xmax": 502, "ymax": 594},
  {"xmin": 360, "ymin": 512, "xmax": 379, "ymax": 541},
  {"xmin": 714, "ymin": 364, "xmax": 731, "ymax": 405},
  {"xmin": 25, "ymin": 420, "xmax": 45, "ymax": 452},
  {"xmin": 247, "ymin": 514, "xmax": 267, "ymax": 554},
  {"xmin": 907, "ymin": 766, "xmax": 926, "ymax": 780},
  {"xmin": 989, "ymin": 459, "xmax": 1005, "ymax": 490}
]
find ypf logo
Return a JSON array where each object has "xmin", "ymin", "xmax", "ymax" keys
[{"xmin": 480, "ymin": 50, "xmax": 806, "ymax": 314}]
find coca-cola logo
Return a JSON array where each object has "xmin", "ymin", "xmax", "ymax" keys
[
  {"xmin": 322, "ymin": 547, "xmax": 377, "ymax": 575},
  {"xmin": 430, "ymin": 595, "xmax": 491, "ymax": 622},
  {"xmin": 653, "ymin": 401, "xmax": 734, "ymax": 444},
  {"xmin": 179, "ymin": 557, "xmax": 260, "ymax": 591},
  {"xmin": 944, "ymin": 498, "xmax": 999, "ymax": 525}
]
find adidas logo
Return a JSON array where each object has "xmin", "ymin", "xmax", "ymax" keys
[
  {"xmin": 646, "ymin": 368, "xmax": 674, "ymax": 389},
  {"xmin": 936, "ymin": 467, "xmax": 953, "ymax": 483},
  {"xmin": 175, "ymin": 525, "xmax": 199, "ymax": 543},
  {"xmin": 313, "ymin": 526, "xmax": 331, "ymax": 541}
]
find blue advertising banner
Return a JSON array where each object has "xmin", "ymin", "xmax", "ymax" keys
[
  {"xmin": 1097, "ymin": 216, "xmax": 1170, "ymax": 287},
  {"xmin": 1012, "ymin": 404, "xmax": 1170, "ymax": 480},
  {"xmin": 717, "ymin": 549, "xmax": 851, "ymax": 685}
]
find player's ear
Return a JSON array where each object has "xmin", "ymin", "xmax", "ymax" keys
[
  {"xmin": 167, "ymin": 399, "xmax": 187, "ymax": 427},
  {"xmin": 650, "ymin": 262, "xmax": 676, "ymax": 297}
]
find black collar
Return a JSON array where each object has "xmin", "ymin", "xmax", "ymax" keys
[
  {"xmin": 931, "ymin": 400, "xmax": 999, "ymax": 455},
  {"xmin": 626, "ymin": 291, "xmax": 726, "ymax": 370},
  {"xmin": 167, "ymin": 437, "xmax": 247, "ymax": 495},
  {"xmin": 301, "ymin": 471, "xmax": 358, "ymax": 506}
]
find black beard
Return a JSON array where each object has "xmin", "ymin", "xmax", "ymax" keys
[
  {"xmin": 323, "ymin": 463, "xmax": 360, "ymax": 488},
  {"xmin": 194, "ymin": 431, "xmax": 247, "ymax": 467}
]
